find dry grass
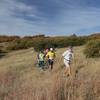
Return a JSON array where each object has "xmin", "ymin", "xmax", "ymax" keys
[{"xmin": 0, "ymin": 46, "xmax": 100, "ymax": 100}]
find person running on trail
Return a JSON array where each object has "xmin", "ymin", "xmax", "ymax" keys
[
  {"xmin": 46, "ymin": 48, "xmax": 56, "ymax": 71},
  {"xmin": 37, "ymin": 51, "xmax": 45, "ymax": 68},
  {"xmin": 44, "ymin": 48, "xmax": 49, "ymax": 57},
  {"xmin": 62, "ymin": 46, "xmax": 74, "ymax": 77}
]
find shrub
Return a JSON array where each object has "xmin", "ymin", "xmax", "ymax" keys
[
  {"xmin": 52, "ymin": 37, "xmax": 86, "ymax": 48},
  {"xmin": 6, "ymin": 40, "xmax": 31, "ymax": 51},
  {"xmin": 5, "ymin": 36, "xmax": 87, "ymax": 52},
  {"xmin": 33, "ymin": 39, "xmax": 58, "ymax": 52},
  {"xmin": 84, "ymin": 40, "xmax": 100, "ymax": 58},
  {"xmin": 0, "ymin": 36, "xmax": 20, "ymax": 43},
  {"xmin": 33, "ymin": 39, "xmax": 47, "ymax": 52},
  {"xmin": 45, "ymin": 39, "xmax": 58, "ymax": 48}
]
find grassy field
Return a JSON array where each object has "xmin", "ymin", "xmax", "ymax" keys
[{"xmin": 0, "ymin": 46, "xmax": 100, "ymax": 100}]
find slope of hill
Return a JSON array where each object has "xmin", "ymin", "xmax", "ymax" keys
[{"xmin": 0, "ymin": 46, "xmax": 100, "ymax": 100}]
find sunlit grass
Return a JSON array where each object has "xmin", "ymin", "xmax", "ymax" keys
[{"xmin": 0, "ymin": 46, "xmax": 100, "ymax": 100}]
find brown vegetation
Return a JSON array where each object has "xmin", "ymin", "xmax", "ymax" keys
[
  {"xmin": 0, "ymin": 33, "xmax": 100, "ymax": 52},
  {"xmin": 0, "ymin": 46, "xmax": 100, "ymax": 100}
]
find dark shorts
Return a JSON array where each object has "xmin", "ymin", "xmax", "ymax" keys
[
  {"xmin": 48, "ymin": 59, "xmax": 54, "ymax": 66},
  {"xmin": 39, "ymin": 61, "xmax": 45, "ymax": 67}
]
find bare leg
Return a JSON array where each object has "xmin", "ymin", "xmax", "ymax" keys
[
  {"xmin": 64, "ymin": 67, "xmax": 68, "ymax": 75},
  {"xmin": 67, "ymin": 66, "xmax": 71, "ymax": 76},
  {"xmin": 49, "ymin": 64, "xmax": 53, "ymax": 71},
  {"xmin": 51, "ymin": 65, "xmax": 53, "ymax": 70},
  {"xmin": 64, "ymin": 63, "xmax": 71, "ymax": 77}
]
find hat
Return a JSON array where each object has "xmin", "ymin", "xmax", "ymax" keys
[{"xmin": 50, "ymin": 48, "xmax": 53, "ymax": 51}]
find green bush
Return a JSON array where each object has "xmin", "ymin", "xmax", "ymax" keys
[
  {"xmin": 5, "ymin": 36, "xmax": 87, "ymax": 52},
  {"xmin": 6, "ymin": 40, "xmax": 33, "ymax": 51},
  {"xmin": 84, "ymin": 40, "xmax": 100, "ymax": 58},
  {"xmin": 53, "ymin": 37, "xmax": 86, "ymax": 48},
  {"xmin": 33, "ymin": 39, "xmax": 58, "ymax": 52},
  {"xmin": 33, "ymin": 39, "xmax": 46, "ymax": 52}
]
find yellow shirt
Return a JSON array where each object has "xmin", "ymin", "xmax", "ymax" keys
[{"xmin": 46, "ymin": 51, "xmax": 55, "ymax": 60}]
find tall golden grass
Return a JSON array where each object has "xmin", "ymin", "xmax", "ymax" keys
[{"xmin": 0, "ymin": 47, "xmax": 100, "ymax": 100}]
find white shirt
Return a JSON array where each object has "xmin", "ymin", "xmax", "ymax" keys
[{"xmin": 62, "ymin": 50, "xmax": 73, "ymax": 61}]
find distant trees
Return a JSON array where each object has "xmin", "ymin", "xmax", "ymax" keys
[
  {"xmin": 6, "ymin": 36, "xmax": 87, "ymax": 51},
  {"xmin": 0, "ymin": 34, "xmax": 45, "ymax": 43},
  {"xmin": 6, "ymin": 39, "xmax": 34, "ymax": 51},
  {"xmin": 0, "ymin": 36, "xmax": 20, "ymax": 43},
  {"xmin": 0, "ymin": 33, "xmax": 100, "ymax": 52}
]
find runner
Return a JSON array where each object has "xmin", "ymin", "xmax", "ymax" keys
[
  {"xmin": 44, "ymin": 48, "xmax": 49, "ymax": 57},
  {"xmin": 37, "ymin": 51, "xmax": 45, "ymax": 69},
  {"xmin": 62, "ymin": 46, "xmax": 74, "ymax": 77},
  {"xmin": 46, "ymin": 48, "xmax": 56, "ymax": 71}
]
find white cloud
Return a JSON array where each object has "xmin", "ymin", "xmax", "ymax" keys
[
  {"xmin": 51, "ymin": 6, "xmax": 100, "ymax": 35},
  {"xmin": 0, "ymin": 0, "xmax": 100, "ymax": 36},
  {"xmin": 0, "ymin": 0, "xmax": 40, "ymax": 18},
  {"xmin": 0, "ymin": 0, "xmax": 48, "ymax": 35}
]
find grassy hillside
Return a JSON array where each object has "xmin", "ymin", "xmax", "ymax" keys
[{"xmin": 0, "ymin": 46, "xmax": 100, "ymax": 100}]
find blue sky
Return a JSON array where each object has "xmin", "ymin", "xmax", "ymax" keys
[{"xmin": 0, "ymin": 0, "xmax": 100, "ymax": 36}]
